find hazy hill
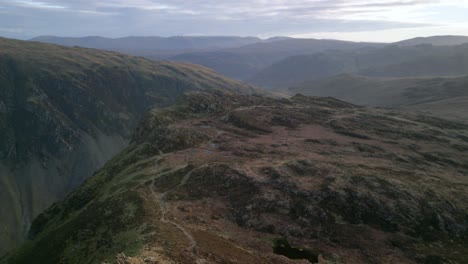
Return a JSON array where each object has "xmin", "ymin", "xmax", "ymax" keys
[
  {"xmin": 290, "ymin": 74, "xmax": 468, "ymax": 122},
  {"xmin": 168, "ymin": 35, "xmax": 468, "ymax": 80},
  {"xmin": 32, "ymin": 36, "xmax": 384, "ymax": 80},
  {"xmin": 0, "ymin": 37, "xmax": 254, "ymax": 255},
  {"xmin": 290, "ymin": 74, "xmax": 468, "ymax": 106},
  {"xmin": 5, "ymin": 91, "xmax": 468, "ymax": 263},
  {"xmin": 249, "ymin": 44, "xmax": 468, "ymax": 88},
  {"xmin": 404, "ymin": 96, "xmax": 468, "ymax": 122},
  {"xmin": 395, "ymin": 35, "xmax": 468, "ymax": 46},
  {"xmin": 171, "ymin": 38, "xmax": 384, "ymax": 79},
  {"xmin": 32, "ymin": 35, "xmax": 468, "ymax": 83},
  {"xmin": 31, "ymin": 36, "xmax": 262, "ymax": 59}
]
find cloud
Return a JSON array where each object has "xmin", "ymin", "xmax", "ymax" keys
[
  {"xmin": 13, "ymin": 0, "xmax": 66, "ymax": 9},
  {"xmin": 2, "ymin": 0, "xmax": 441, "ymax": 18},
  {"xmin": 0, "ymin": 27, "xmax": 23, "ymax": 33},
  {"xmin": 0, "ymin": 0, "xmax": 464, "ymax": 39}
]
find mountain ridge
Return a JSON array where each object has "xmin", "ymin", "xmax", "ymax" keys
[
  {"xmin": 5, "ymin": 91, "xmax": 468, "ymax": 263},
  {"xmin": 30, "ymin": 35, "xmax": 264, "ymax": 60},
  {"xmin": 171, "ymin": 38, "xmax": 384, "ymax": 79},
  {"xmin": 30, "ymin": 35, "xmax": 468, "ymax": 82},
  {"xmin": 0, "ymin": 37, "xmax": 255, "ymax": 255},
  {"xmin": 395, "ymin": 35, "xmax": 468, "ymax": 46},
  {"xmin": 31, "ymin": 35, "xmax": 263, "ymax": 50}
]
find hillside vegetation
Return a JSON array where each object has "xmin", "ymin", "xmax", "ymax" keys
[{"xmin": 5, "ymin": 91, "xmax": 468, "ymax": 263}]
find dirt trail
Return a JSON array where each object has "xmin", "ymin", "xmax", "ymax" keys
[{"xmin": 150, "ymin": 169, "xmax": 206, "ymax": 264}]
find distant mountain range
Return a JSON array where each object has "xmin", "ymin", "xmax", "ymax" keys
[
  {"xmin": 32, "ymin": 35, "xmax": 468, "ymax": 82},
  {"xmin": 171, "ymin": 39, "xmax": 384, "ymax": 79},
  {"xmin": 249, "ymin": 43, "xmax": 468, "ymax": 88},
  {"xmin": 31, "ymin": 35, "xmax": 266, "ymax": 51},
  {"xmin": 30, "ymin": 36, "xmax": 263, "ymax": 59},
  {"xmin": 395, "ymin": 35, "xmax": 468, "ymax": 46}
]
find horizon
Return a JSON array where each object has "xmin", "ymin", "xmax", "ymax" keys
[
  {"xmin": 1, "ymin": 0, "xmax": 468, "ymax": 42},
  {"xmin": 6, "ymin": 34, "xmax": 468, "ymax": 44}
]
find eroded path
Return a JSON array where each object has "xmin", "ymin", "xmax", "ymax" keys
[{"xmin": 150, "ymin": 169, "xmax": 206, "ymax": 264}]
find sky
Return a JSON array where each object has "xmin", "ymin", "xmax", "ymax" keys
[{"xmin": 1, "ymin": 0, "xmax": 468, "ymax": 42}]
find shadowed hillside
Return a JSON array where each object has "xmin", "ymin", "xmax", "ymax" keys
[{"xmin": 0, "ymin": 37, "xmax": 254, "ymax": 255}]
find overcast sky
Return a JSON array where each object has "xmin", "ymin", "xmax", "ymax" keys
[{"xmin": 1, "ymin": 0, "xmax": 468, "ymax": 42}]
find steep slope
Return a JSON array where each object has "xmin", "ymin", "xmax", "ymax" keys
[
  {"xmin": 0, "ymin": 37, "xmax": 254, "ymax": 255},
  {"xmin": 249, "ymin": 44, "xmax": 468, "ymax": 88},
  {"xmin": 31, "ymin": 36, "xmax": 262, "ymax": 59},
  {"xmin": 171, "ymin": 39, "xmax": 384, "ymax": 79},
  {"xmin": 290, "ymin": 74, "xmax": 468, "ymax": 121},
  {"xmin": 6, "ymin": 92, "xmax": 468, "ymax": 263},
  {"xmin": 396, "ymin": 35, "xmax": 468, "ymax": 46}
]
